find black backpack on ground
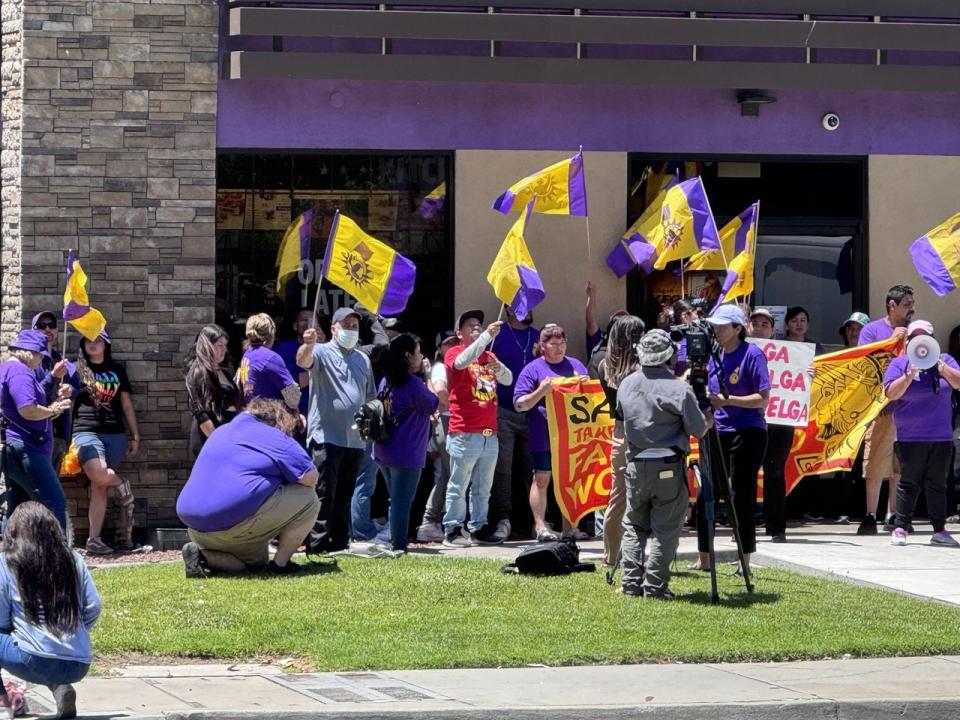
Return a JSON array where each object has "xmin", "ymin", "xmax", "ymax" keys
[
  {"xmin": 501, "ymin": 537, "xmax": 596, "ymax": 576},
  {"xmin": 354, "ymin": 386, "xmax": 396, "ymax": 444}
]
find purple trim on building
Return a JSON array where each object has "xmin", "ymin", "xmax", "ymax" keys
[{"xmin": 217, "ymin": 81, "xmax": 960, "ymax": 156}]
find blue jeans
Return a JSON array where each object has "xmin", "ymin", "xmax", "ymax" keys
[
  {"xmin": 380, "ymin": 466, "xmax": 421, "ymax": 550},
  {"xmin": 4, "ymin": 441, "xmax": 67, "ymax": 531},
  {"xmin": 351, "ymin": 444, "xmax": 379, "ymax": 541},
  {"xmin": 443, "ymin": 432, "xmax": 498, "ymax": 534},
  {"xmin": 0, "ymin": 634, "xmax": 88, "ymax": 693}
]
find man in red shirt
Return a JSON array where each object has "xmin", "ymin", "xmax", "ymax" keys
[{"xmin": 442, "ymin": 309, "xmax": 512, "ymax": 547}]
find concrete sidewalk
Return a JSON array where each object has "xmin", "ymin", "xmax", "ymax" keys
[{"xmin": 20, "ymin": 655, "xmax": 960, "ymax": 719}]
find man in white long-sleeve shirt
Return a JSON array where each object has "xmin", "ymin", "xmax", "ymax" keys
[{"xmin": 441, "ymin": 309, "xmax": 512, "ymax": 547}]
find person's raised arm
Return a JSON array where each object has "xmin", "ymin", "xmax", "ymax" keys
[{"xmin": 296, "ymin": 328, "xmax": 319, "ymax": 369}]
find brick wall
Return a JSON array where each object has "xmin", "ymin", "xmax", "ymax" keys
[{"xmin": 1, "ymin": 0, "xmax": 219, "ymax": 538}]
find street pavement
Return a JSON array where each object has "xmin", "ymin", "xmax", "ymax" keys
[{"xmin": 20, "ymin": 520, "xmax": 960, "ymax": 718}]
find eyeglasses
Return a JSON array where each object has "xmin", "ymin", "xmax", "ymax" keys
[
  {"xmin": 543, "ymin": 340, "xmax": 567, "ymax": 348},
  {"xmin": 35, "ymin": 322, "xmax": 57, "ymax": 330}
]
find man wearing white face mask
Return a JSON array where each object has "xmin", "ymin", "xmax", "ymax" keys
[{"xmin": 297, "ymin": 307, "xmax": 375, "ymax": 554}]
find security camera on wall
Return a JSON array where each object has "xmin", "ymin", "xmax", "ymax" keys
[{"xmin": 821, "ymin": 112, "xmax": 840, "ymax": 131}]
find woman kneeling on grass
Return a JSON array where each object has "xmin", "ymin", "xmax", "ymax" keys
[
  {"xmin": 0, "ymin": 502, "xmax": 101, "ymax": 720},
  {"xmin": 176, "ymin": 398, "xmax": 319, "ymax": 578}
]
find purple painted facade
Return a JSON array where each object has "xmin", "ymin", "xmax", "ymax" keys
[{"xmin": 217, "ymin": 79, "xmax": 960, "ymax": 156}]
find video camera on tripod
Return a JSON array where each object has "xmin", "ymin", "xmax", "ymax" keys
[{"xmin": 669, "ymin": 320, "xmax": 725, "ymax": 408}]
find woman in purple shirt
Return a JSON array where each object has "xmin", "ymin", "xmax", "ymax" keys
[
  {"xmin": 694, "ymin": 305, "xmax": 770, "ymax": 574},
  {"xmin": 884, "ymin": 320, "xmax": 960, "ymax": 547},
  {"xmin": 373, "ymin": 334, "xmax": 439, "ymax": 552},
  {"xmin": 236, "ymin": 314, "xmax": 300, "ymax": 411},
  {"xmin": 0, "ymin": 331, "xmax": 72, "ymax": 530}
]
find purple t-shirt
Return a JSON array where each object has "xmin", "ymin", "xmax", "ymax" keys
[
  {"xmin": 273, "ymin": 338, "xmax": 308, "ymax": 414},
  {"xmin": 490, "ymin": 325, "xmax": 539, "ymax": 409},
  {"xmin": 708, "ymin": 341, "xmax": 770, "ymax": 433},
  {"xmin": 883, "ymin": 354, "xmax": 959, "ymax": 442},
  {"xmin": 238, "ymin": 346, "xmax": 295, "ymax": 404},
  {"xmin": 858, "ymin": 318, "xmax": 896, "ymax": 346},
  {"xmin": 176, "ymin": 412, "xmax": 314, "ymax": 533},
  {"xmin": 0, "ymin": 360, "xmax": 52, "ymax": 456},
  {"xmin": 373, "ymin": 376, "xmax": 439, "ymax": 469},
  {"xmin": 514, "ymin": 356, "xmax": 588, "ymax": 453}
]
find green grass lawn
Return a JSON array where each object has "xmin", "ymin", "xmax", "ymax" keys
[{"xmin": 91, "ymin": 557, "xmax": 960, "ymax": 670}]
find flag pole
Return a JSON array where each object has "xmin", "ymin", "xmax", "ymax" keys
[
  {"xmin": 680, "ymin": 258, "xmax": 686, "ymax": 300},
  {"xmin": 62, "ymin": 249, "xmax": 71, "ymax": 359},
  {"xmin": 747, "ymin": 199, "xmax": 760, "ymax": 310}
]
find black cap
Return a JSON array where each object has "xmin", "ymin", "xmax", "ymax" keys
[{"xmin": 455, "ymin": 309, "xmax": 484, "ymax": 331}]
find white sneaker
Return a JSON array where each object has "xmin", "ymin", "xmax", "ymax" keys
[
  {"xmin": 416, "ymin": 522, "xmax": 444, "ymax": 543},
  {"xmin": 890, "ymin": 528, "xmax": 908, "ymax": 546}
]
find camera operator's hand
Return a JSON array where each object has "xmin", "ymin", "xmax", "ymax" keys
[{"xmin": 708, "ymin": 392, "xmax": 727, "ymax": 410}]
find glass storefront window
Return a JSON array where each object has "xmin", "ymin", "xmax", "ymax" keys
[{"xmin": 216, "ymin": 152, "xmax": 452, "ymax": 354}]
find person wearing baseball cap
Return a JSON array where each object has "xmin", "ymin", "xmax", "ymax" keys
[
  {"xmin": 884, "ymin": 320, "xmax": 960, "ymax": 547},
  {"xmin": 296, "ymin": 305, "xmax": 375, "ymax": 555},
  {"xmin": 691, "ymin": 304, "xmax": 771, "ymax": 574},
  {"xmin": 615, "ymin": 329, "xmax": 710, "ymax": 599},
  {"xmin": 1, "ymin": 330, "xmax": 73, "ymax": 531},
  {"xmin": 839, "ymin": 311, "xmax": 870, "ymax": 348},
  {"xmin": 31, "ymin": 311, "xmax": 82, "ymax": 475},
  {"xmin": 440, "ymin": 308, "xmax": 511, "ymax": 547}
]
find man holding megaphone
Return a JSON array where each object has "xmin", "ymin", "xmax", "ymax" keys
[{"xmin": 883, "ymin": 320, "xmax": 960, "ymax": 547}]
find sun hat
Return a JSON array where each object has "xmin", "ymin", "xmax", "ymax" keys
[
  {"xmin": 638, "ymin": 329, "xmax": 676, "ymax": 367},
  {"xmin": 9, "ymin": 329, "xmax": 51, "ymax": 358}
]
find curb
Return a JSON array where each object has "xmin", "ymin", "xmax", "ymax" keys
[{"xmin": 137, "ymin": 698, "xmax": 960, "ymax": 720}]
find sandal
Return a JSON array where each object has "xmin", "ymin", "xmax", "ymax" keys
[
  {"xmin": 536, "ymin": 527, "xmax": 559, "ymax": 543},
  {"xmin": 562, "ymin": 528, "xmax": 592, "ymax": 541}
]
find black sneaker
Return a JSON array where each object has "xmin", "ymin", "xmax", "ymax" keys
[
  {"xmin": 442, "ymin": 526, "xmax": 470, "ymax": 548},
  {"xmin": 770, "ymin": 533, "xmax": 787, "ymax": 543},
  {"xmin": 267, "ymin": 560, "xmax": 301, "ymax": 575},
  {"xmin": 856, "ymin": 514, "xmax": 878, "ymax": 536},
  {"xmin": 182, "ymin": 542, "xmax": 208, "ymax": 579},
  {"xmin": 470, "ymin": 525, "xmax": 504, "ymax": 546}
]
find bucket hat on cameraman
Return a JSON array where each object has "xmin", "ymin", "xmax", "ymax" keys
[
  {"xmin": 707, "ymin": 304, "xmax": 746, "ymax": 327},
  {"xmin": 638, "ymin": 329, "xmax": 675, "ymax": 367},
  {"xmin": 9, "ymin": 329, "xmax": 51, "ymax": 358},
  {"xmin": 838, "ymin": 311, "xmax": 870, "ymax": 334}
]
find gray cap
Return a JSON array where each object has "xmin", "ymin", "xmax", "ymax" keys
[
  {"xmin": 638, "ymin": 329, "xmax": 675, "ymax": 367},
  {"xmin": 750, "ymin": 307, "xmax": 775, "ymax": 322},
  {"xmin": 331, "ymin": 307, "xmax": 361, "ymax": 325}
]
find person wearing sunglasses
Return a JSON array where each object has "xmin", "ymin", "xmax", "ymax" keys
[{"xmin": 30, "ymin": 312, "xmax": 81, "ymax": 475}]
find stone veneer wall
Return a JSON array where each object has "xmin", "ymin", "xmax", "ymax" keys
[{"xmin": 1, "ymin": 0, "xmax": 218, "ymax": 538}]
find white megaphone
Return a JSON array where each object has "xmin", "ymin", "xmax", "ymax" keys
[{"xmin": 907, "ymin": 334, "xmax": 941, "ymax": 370}]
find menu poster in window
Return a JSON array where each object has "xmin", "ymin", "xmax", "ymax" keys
[
  {"xmin": 216, "ymin": 190, "xmax": 251, "ymax": 230},
  {"xmin": 254, "ymin": 191, "xmax": 292, "ymax": 230},
  {"xmin": 368, "ymin": 193, "xmax": 400, "ymax": 232}
]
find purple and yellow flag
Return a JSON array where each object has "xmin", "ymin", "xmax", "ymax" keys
[
  {"xmin": 605, "ymin": 236, "xmax": 657, "ymax": 278},
  {"xmin": 687, "ymin": 202, "xmax": 758, "ymax": 272},
  {"xmin": 624, "ymin": 177, "xmax": 720, "ymax": 271},
  {"xmin": 492, "ymin": 152, "xmax": 588, "ymax": 216},
  {"xmin": 275, "ymin": 209, "xmax": 313, "ymax": 299},
  {"xmin": 418, "ymin": 183, "xmax": 446, "ymax": 220},
  {"xmin": 487, "ymin": 200, "xmax": 545, "ymax": 319},
  {"xmin": 909, "ymin": 211, "xmax": 960, "ymax": 296},
  {"xmin": 711, "ymin": 215, "xmax": 758, "ymax": 310},
  {"xmin": 63, "ymin": 252, "xmax": 107, "ymax": 341},
  {"xmin": 322, "ymin": 212, "xmax": 416, "ymax": 315}
]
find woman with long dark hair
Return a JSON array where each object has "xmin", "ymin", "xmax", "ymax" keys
[
  {"xmin": 184, "ymin": 324, "xmax": 239, "ymax": 457},
  {"xmin": 597, "ymin": 315, "xmax": 645, "ymax": 566},
  {"xmin": 72, "ymin": 331, "xmax": 140, "ymax": 555},
  {"xmin": 372, "ymin": 333, "xmax": 439, "ymax": 552},
  {"xmin": 0, "ymin": 502, "xmax": 101, "ymax": 719}
]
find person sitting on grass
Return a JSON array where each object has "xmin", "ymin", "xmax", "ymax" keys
[
  {"xmin": 176, "ymin": 398, "xmax": 319, "ymax": 578},
  {"xmin": 0, "ymin": 502, "xmax": 101, "ymax": 720}
]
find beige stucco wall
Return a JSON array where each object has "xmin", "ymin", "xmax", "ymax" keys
[
  {"xmin": 454, "ymin": 150, "xmax": 628, "ymax": 361},
  {"xmin": 869, "ymin": 155, "xmax": 960, "ymax": 345}
]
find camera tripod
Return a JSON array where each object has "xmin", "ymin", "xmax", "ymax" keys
[{"xmin": 695, "ymin": 422, "xmax": 754, "ymax": 604}]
